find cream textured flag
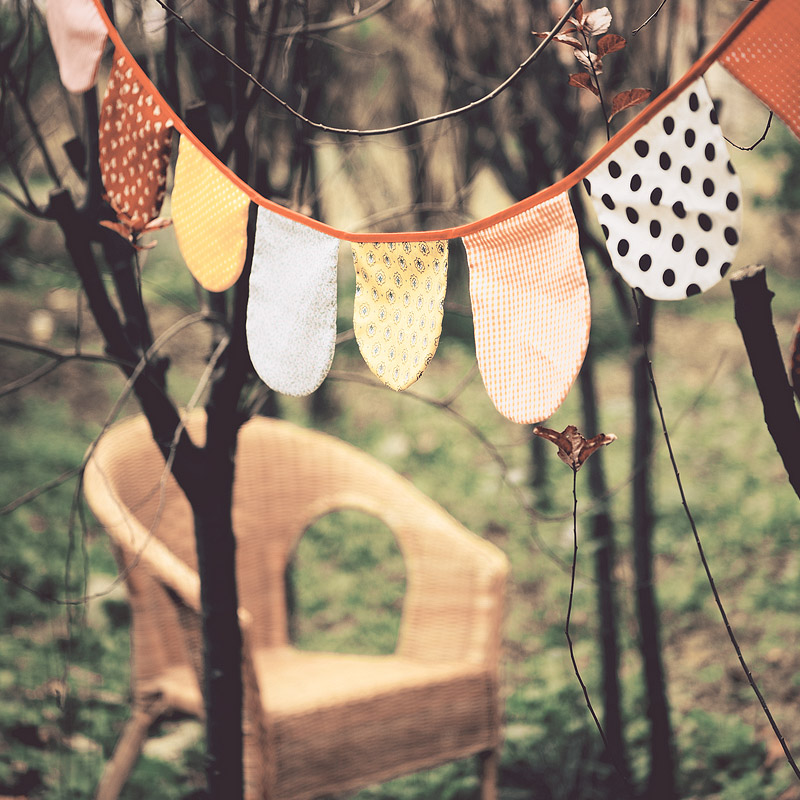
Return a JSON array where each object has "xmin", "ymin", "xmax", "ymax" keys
[
  {"xmin": 46, "ymin": 0, "xmax": 108, "ymax": 93},
  {"xmin": 584, "ymin": 78, "xmax": 742, "ymax": 300},
  {"xmin": 462, "ymin": 193, "xmax": 590, "ymax": 424},
  {"xmin": 247, "ymin": 208, "xmax": 340, "ymax": 396},
  {"xmin": 171, "ymin": 136, "xmax": 251, "ymax": 292},
  {"xmin": 352, "ymin": 240, "xmax": 448, "ymax": 391}
]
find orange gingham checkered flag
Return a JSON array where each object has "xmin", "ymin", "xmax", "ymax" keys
[
  {"xmin": 462, "ymin": 192, "xmax": 590, "ymax": 424},
  {"xmin": 718, "ymin": 0, "xmax": 800, "ymax": 142}
]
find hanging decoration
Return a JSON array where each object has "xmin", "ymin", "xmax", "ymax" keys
[
  {"xmin": 99, "ymin": 51, "xmax": 174, "ymax": 243},
  {"xmin": 352, "ymin": 240, "xmax": 448, "ymax": 391},
  {"xmin": 718, "ymin": 0, "xmax": 800, "ymax": 142},
  {"xmin": 45, "ymin": 0, "xmax": 107, "ymax": 94},
  {"xmin": 584, "ymin": 78, "xmax": 742, "ymax": 300},
  {"xmin": 41, "ymin": 0, "xmax": 797, "ymax": 421},
  {"xmin": 247, "ymin": 209, "xmax": 340, "ymax": 396},
  {"xmin": 462, "ymin": 193, "xmax": 590, "ymax": 425},
  {"xmin": 171, "ymin": 135, "xmax": 251, "ymax": 293}
]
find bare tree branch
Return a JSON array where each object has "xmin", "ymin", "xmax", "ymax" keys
[{"xmin": 147, "ymin": 0, "xmax": 582, "ymax": 136}]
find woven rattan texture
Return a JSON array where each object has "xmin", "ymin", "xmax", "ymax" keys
[{"xmin": 84, "ymin": 412, "xmax": 508, "ymax": 799}]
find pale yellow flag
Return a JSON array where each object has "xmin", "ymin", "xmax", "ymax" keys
[
  {"xmin": 171, "ymin": 136, "xmax": 250, "ymax": 292},
  {"xmin": 352, "ymin": 240, "xmax": 448, "ymax": 391}
]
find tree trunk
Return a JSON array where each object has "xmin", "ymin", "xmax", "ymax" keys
[
  {"xmin": 578, "ymin": 344, "xmax": 631, "ymax": 794},
  {"xmin": 631, "ymin": 295, "xmax": 678, "ymax": 800},
  {"xmin": 731, "ymin": 265, "xmax": 800, "ymax": 499},
  {"xmin": 192, "ymin": 476, "xmax": 243, "ymax": 797}
]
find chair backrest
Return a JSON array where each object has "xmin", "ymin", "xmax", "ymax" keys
[{"xmin": 85, "ymin": 411, "xmax": 508, "ymax": 669}]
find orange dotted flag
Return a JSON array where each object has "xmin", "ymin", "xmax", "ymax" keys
[
  {"xmin": 718, "ymin": 0, "xmax": 800, "ymax": 141},
  {"xmin": 171, "ymin": 136, "xmax": 251, "ymax": 292},
  {"xmin": 352, "ymin": 240, "xmax": 448, "ymax": 390},
  {"xmin": 99, "ymin": 51, "xmax": 174, "ymax": 243},
  {"xmin": 462, "ymin": 193, "xmax": 590, "ymax": 424}
]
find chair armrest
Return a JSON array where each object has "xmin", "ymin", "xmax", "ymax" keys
[
  {"xmin": 83, "ymin": 456, "xmax": 202, "ymax": 612},
  {"xmin": 303, "ymin": 486, "xmax": 509, "ymax": 666},
  {"xmin": 396, "ymin": 511, "xmax": 509, "ymax": 667}
]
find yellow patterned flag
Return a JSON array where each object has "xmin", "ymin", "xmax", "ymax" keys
[
  {"xmin": 171, "ymin": 136, "xmax": 251, "ymax": 292},
  {"xmin": 352, "ymin": 240, "xmax": 448, "ymax": 391}
]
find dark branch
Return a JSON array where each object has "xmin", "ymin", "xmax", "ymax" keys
[
  {"xmin": 147, "ymin": 0, "xmax": 582, "ymax": 137},
  {"xmin": 731, "ymin": 264, "xmax": 800, "ymax": 499}
]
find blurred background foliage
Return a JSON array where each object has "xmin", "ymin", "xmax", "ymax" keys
[{"xmin": 1, "ymin": 0, "xmax": 800, "ymax": 797}]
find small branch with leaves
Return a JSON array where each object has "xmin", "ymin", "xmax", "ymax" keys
[
  {"xmin": 532, "ymin": 425, "xmax": 621, "ymax": 771},
  {"xmin": 534, "ymin": 4, "xmax": 650, "ymax": 138}
]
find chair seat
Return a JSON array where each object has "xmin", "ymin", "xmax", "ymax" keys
[{"xmin": 253, "ymin": 647, "xmax": 497, "ymax": 800}]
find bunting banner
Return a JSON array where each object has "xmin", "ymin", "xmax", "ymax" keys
[
  {"xmin": 718, "ymin": 0, "xmax": 800, "ymax": 141},
  {"xmin": 171, "ymin": 135, "xmax": 251, "ymax": 293},
  {"xmin": 462, "ymin": 193, "xmax": 590, "ymax": 425},
  {"xmin": 584, "ymin": 78, "xmax": 742, "ymax": 300},
  {"xmin": 352, "ymin": 240, "xmax": 448, "ymax": 391},
  {"xmin": 42, "ymin": 0, "xmax": 798, "ymax": 422},
  {"xmin": 45, "ymin": 0, "xmax": 107, "ymax": 94},
  {"xmin": 247, "ymin": 209, "xmax": 340, "ymax": 396},
  {"xmin": 99, "ymin": 51, "xmax": 174, "ymax": 238}
]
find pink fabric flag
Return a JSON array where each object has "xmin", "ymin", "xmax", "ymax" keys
[
  {"xmin": 462, "ymin": 193, "xmax": 590, "ymax": 424},
  {"xmin": 46, "ymin": 0, "xmax": 108, "ymax": 94}
]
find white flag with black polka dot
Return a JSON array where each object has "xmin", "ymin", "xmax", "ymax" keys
[{"xmin": 583, "ymin": 78, "xmax": 742, "ymax": 300}]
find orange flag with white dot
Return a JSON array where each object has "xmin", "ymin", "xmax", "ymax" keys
[
  {"xmin": 171, "ymin": 136, "xmax": 251, "ymax": 292},
  {"xmin": 718, "ymin": 0, "xmax": 800, "ymax": 142},
  {"xmin": 99, "ymin": 51, "xmax": 174, "ymax": 238}
]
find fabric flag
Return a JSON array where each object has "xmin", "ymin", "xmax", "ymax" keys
[
  {"xmin": 462, "ymin": 193, "xmax": 590, "ymax": 425},
  {"xmin": 584, "ymin": 78, "xmax": 742, "ymax": 301},
  {"xmin": 99, "ymin": 51, "xmax": 174, "ymax": 237},
  {"xmin": 718, "ymin": 0, "xmax": 800, "ymax": 142},
  {"xmin": 247, "ymin": 208, "xmax": 340, "ymax": 396},
  {"xmin": 46, "ymin": 0, "xmax": 108, "ymax": 94},
  {"xmin": 352, "ymin": 240, "xmax": 448, "ymax": 391},
  {"xmin": 171, "ymin": 136, "xmax": 251, "ymax": 292}
]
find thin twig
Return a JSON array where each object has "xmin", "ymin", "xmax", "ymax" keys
[
  {"xmin": 0, "ymin": 329, "xmax": 230, "ymax": 607},
  {"xmin": 148, "ymin": 0, "xmax": 582, "ymax": 137},
  {"xmin": 580, "ymin": 29, "xmax": 611, "ymax": 141},
  {"xmin": 326, "ymin": 369, "xmax": 571, "ymax": 568},
  {"xmin": 4, "ymin": 69, "xmax": 62, "ymax": 186},
  {"xmin": 0, "ymin": 313, "xmax": 210, "ymax": 519},
  {"xmin": 725, "ymin": 110, "xmax": 773, "ymax": 152},
  {"xmin": 565, "ymin": 466, "xmax": 610, "ymax": 749},
  {"xmin": 0, "ymin": 179, "xmax": 41, "ymax": 216},
  {"xmin": 632, "ymin": 0, "xmax": 671, "ymax": 35},
  {"xmin": 630, "ymin": 289, "xmax": 800, "ymax": 783}
]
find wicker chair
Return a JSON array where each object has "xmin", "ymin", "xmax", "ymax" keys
[{"xmin": 83, "ymin": 411, "xmax": 509, "ymax": 800}]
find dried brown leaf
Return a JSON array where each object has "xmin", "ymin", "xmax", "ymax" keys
[
  {"xmin": 568, "ymin": 72, "xmax": 600, "ymax": 96},
  {"xmin": 582, "ymin": 7, "xmax": 612, "ymax": 35},
  {"xmin": 532, "ymin": 425, "xmax": 617, "ymax": 471},
  {"xmin": 143, "ymin": 216, "xmax": 172, "ymax": 232},
  {"xmin": 608, "ymin": 87, "xmax": 652, "ymax": 121},
  {"xmin": 574, "ymin": 48, "xmax": 603, "ymax": 74},
  {"xmin": 597, "ymin": 33, "xmax": 626, "ymax": 57}
]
